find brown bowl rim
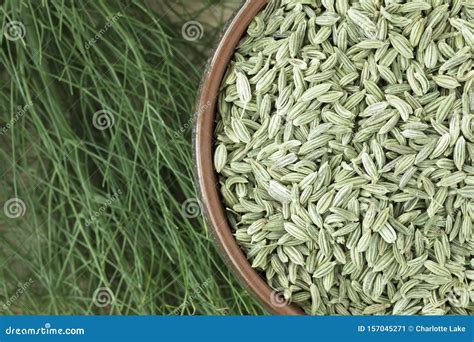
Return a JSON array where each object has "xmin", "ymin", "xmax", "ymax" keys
[{"xmin": 193, "ymin": 0, "xmax": 304, "ymax": 315}]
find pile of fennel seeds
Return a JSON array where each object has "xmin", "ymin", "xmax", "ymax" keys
[{"xmin": 214, "ymin": 0, "xmax": 474, "ymax": 315}]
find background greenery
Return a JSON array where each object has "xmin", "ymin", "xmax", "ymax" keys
[{"xmin": 0, "ymin": 0, "xmax": 265, "ymax": 315}]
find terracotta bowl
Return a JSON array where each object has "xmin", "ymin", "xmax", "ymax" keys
[{"xmin": 194, "ymin": 0, "xmax": 304, "ymax": 315}]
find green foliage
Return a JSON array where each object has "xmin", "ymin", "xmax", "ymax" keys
[{"xmin": 0, "ymin": 0, "xmax": 263, "ymax": 315}]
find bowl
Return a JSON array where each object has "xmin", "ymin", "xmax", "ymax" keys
[{"xmin": 194, "ymin": 0, "xmax": 304, "ymax": 315}]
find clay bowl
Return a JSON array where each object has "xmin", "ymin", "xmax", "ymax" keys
[{"xmin": 194, "ymin": 0, "xmax": 304, "ymax": 315}]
